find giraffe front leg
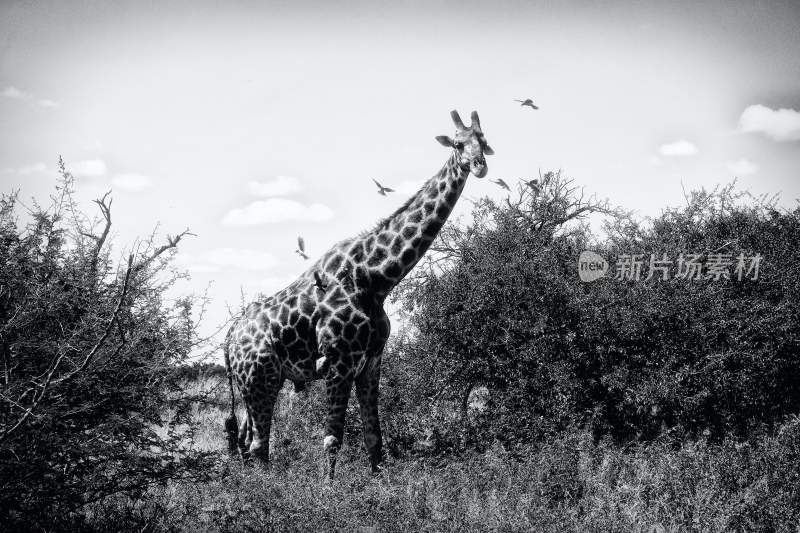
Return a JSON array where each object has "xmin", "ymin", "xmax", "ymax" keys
[
  {"xmin": 355, "ymin": 359, "xmax": 383, "ymax": 473},
  {"xmin": 322, "ymin": 353, "xmax": 355, "ymax": 480}
]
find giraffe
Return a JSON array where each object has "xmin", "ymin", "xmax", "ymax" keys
[{"xmin": 224, "ymin": 109, "xmax": 493, "ymax": 478}]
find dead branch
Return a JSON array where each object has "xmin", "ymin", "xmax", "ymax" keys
[
  {"xmin": 502, "ymin": 173, "xmax": 621, "ymax": 235},
  {"xmin": 80, "ymin": 192, "xmax": 112, "ymax": 276},
  {"xmin": 132, "ymin": 229, "xmax": 195, "ymax": 275}
]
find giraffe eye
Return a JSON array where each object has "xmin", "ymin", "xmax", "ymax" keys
[{"xmin": 454, "ymin": 142, "xmax": 464, "ymax": 150}]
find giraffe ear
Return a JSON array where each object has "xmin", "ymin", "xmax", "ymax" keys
[
  {"xmin": 436, "ymin": 135, "xmax": 455, "ymax": 148},
  {"xmin": 483, "ymin": 143, "xmax": 495, "ymax": 156}
]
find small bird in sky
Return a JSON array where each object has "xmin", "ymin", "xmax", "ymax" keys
[
  {"xmin": 372, "ymin": 178, "xmax": 394, "ymax": 196},
  {"xmin": 492, "ymin": 178, "xmax": 511, "ymax": 191},
  {"xmin": 313, "ymin": 271, "xmax": 328, "ymax": 292},
  {"xmin": 514, "ymin": 98, "xmax": 539, "ymax": 109},
  {"xmin": 295, "ymin": 236, "xmax": 309, "ymax": 260}
]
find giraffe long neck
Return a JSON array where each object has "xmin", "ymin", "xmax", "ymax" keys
[{"xmin": 346, "ymin": 151, "xmax": 469, "ymax": 299}]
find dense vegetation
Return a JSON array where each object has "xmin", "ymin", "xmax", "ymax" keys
[
  {"xmin": 0, "ymin": 166, "xmax": 215, "ymax": 530},
  {"xmin": 1, "ymin": 166, "xmax": 799, "ymax": 531},
  {"xmin": 80, "ymin": 376, "xmax": 800, "ymax": 532},
  {"xmin": 391, "ymin": 174, "xmax": 800, "ymax": 451}
]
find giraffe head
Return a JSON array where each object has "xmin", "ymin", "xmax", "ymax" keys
[{"xmin": 435, "ymin": 110, "xmax": 494, "ymax": 178}]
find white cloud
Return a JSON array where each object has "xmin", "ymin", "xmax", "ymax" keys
[
  {"xmin": 2, "ymin": 86, "xmax": 30, "ymax": 99},
  {"xmin": 247, "ymin": 176, "xmax": 302, "ymax": 197},
  {"xmin": 69, "ymin": 159, "xmax": 107, "ymax": 177},
  {"xmin": 727, "ymin": 158, "xmax": 759, "ymax": 176},
  {"xmin": 658, "ymin": 140, "xmax": 698, "ymax": 156},
  {"xmin": 19, "ymin": 162, "xmax": 48, "ymax": 174},
  {"xmin": 2, "ymin": 162, "xmax": 49, "ymax": 175},
  {"xmin": 738, "ymin": 104, "xmax": 800, "ymax": 142},
  {"xmin": 112, "ymin": 173, "xmax": 153, "ymax": 191},
  {"xmin": 174, "ymin": 247, "xmax": 279, "ymax": 273},
  {"xmin": 2, "ymin": 86, "xmax": 58, "ymax": 109},
  {"xmin": 222, "ymin": 198, "xmax": 334, "ymax": 226}
]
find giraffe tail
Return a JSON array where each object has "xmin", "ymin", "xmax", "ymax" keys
[{"xmin": 223, "ymin": 331, "xmax": 239, "ymax": 455}]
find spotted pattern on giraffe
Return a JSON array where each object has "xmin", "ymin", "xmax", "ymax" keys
[{"xmin": 224, "ymin": 110, "xmax": 493, "ymax": 477}]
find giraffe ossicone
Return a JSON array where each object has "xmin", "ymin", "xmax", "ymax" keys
[{"xmin": 224, "ymin": 109, "xmax": 493, "ymax": 478}]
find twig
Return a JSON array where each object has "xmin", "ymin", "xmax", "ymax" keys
[{"xmin": 132, "ymin": 229, "xmax": 195, "ymax": 274}]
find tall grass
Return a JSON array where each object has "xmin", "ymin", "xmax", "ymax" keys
[{"xmin": 80, "ymin": 375, "xmax": 800, "ymax": 532}]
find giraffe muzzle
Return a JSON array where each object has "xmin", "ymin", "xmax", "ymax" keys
[{"xmin": 471, "ymin": 158, "xmax": 488, "ymax": 178}]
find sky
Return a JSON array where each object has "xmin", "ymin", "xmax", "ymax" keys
[{"xmin": 2, "ymin": 0, "xmax": 799, "ymax": 355}]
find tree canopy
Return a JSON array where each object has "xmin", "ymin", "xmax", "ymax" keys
[{"xmin": 388, "ymin": 173, "xmax": 800, "ymax": 449}]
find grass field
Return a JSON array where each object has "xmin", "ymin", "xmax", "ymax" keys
[{"xmin": 78, "ymin": 374, "xmax": 800, "ymax": 532}]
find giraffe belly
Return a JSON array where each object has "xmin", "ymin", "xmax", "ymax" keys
[{"xmin": 280, "ymin": 344, "xmax": 320, "ymax": 382}]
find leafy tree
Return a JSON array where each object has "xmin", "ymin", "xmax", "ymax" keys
[
  {"xmin": 587, "ymin": 185, "xmax": 800, "ymax": 440},
  {"xmin": 0, "ymin": 162, "xmax": 214, "ymax": 530},
  {"xmin": 392, "ymin": 174, "xmax": 800, "ymax": 450},
  {"xmin": 391, "ymin": 172, "xmax": 615, "ymax": 448}
]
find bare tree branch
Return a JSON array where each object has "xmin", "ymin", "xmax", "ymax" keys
[
  {"xmin": 132, "ymin": 228, "xmax": 195, "ymax": 275},
  {"xmin": 78, "ymin": 191, "xmax": 114, "ymax": 277}
]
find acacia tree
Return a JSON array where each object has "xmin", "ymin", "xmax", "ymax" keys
[
  {"xmin": 587, "ymin": 185, "xmax": 800, "ymax": 441},
  {"xmin": 0, "ymin": 162, "xmax": 214, "ymax": 529},
  {"xmin": 392, "ymin": 172, "xmax": 618, "ymax": 448},
  {"xmin": 392, "ymin": 174, "xmax": 800, "ymax": 450}
]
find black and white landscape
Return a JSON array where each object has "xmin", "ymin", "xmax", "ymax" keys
[{"xmin": 2, "ymin": 1, "xmax": 800, "ymax": 531}]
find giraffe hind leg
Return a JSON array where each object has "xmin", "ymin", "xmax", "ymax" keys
[
  {"xmin": 237, "ymin": 413, "xmax": 253, "ymax": 460},
  {"xmin": 241, "ymin": 362, "xmax": 283, "ymax": 465}
]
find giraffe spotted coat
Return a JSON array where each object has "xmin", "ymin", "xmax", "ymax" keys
[{"xmin": 224, "ymin": 110, "xmax": 493, "ymax": 477}]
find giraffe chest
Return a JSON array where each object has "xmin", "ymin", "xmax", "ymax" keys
[
  {"xmin": 237, "ymin": 285, "xmax": 389, "ymax": 381},
  {"xmin": 274, "ymin": 302, "xmax": 387, "ymax": 379}
]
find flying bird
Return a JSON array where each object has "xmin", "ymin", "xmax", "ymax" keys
[
  {"xmin": 313, "ymin": 271, "xmax": 328, "ymax": 292},
  {"xmin": 491, "ymin": 178, "xmax": 511, "ymax": 191},
  {"xmin": 525, "ymin": 179, "xmax": 540, "ymax": 192},
  {"xmin": 514, "ymin": 98, "xmax": 539, "ymax": 109},
  {"xmin": 372, "ymin": 178, "xmax": 394, "ymax": 196},
  {"xmin": 295, "ymin": 236, "xmax": 309, "ymax": 260}
]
